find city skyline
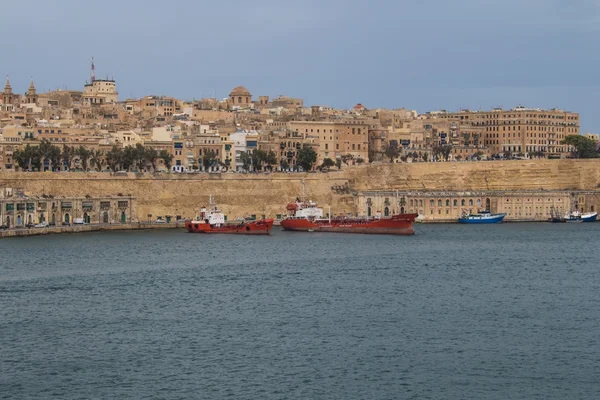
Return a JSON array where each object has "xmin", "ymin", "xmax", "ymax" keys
[{"xmin": 1, "ymin": 0, "xmax": 598, "ymax": 132}]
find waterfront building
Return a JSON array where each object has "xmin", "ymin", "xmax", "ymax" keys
[
  {"xmin": 0, "ymin": 191, "xmax": 135, "ymax": 228},
  {"xmin": 354, "ymin": 190, "xmax": 599, "ymax": 222}
]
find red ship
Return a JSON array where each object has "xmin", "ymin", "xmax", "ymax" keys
[
  {"xmin": 280, "ymin": 199, "xmax": 417, "ymax": 235},
  {"xmin": 185, "ymin": 197, "xmax": 273, "ymax": 235}
]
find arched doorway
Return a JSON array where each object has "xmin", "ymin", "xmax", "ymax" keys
[
  {"xmin": 486, "ymin": 198, "xmax": 491, "ymax": 211},
  {"xmin": 28, "ymin": 214, "xmax": 33, "ymax": 224},
  {"xmin": 384, "ymin": 207, "xmax": 389, "ymax": 217},
  {"xmin": 6, "ymin": 216, "xmax": 10, "ymax": 227},
  {"xmin": 367, "ymin": 207, "xmax": 371, "ymax": 217},
  {"xmin": 400, "ymin": 207, "xmax": 405, "ymax": 214},
  {"xmin": 121, "ymin": 211, "xmax": 127, "ymax": 224},
  {"xmin": 17, "ymin": 215, "xmax": 22, "ymax": 226},
  {"xmin": 51, "ymin": 214, "xmax": 56, "ymax": 225},
  {"xmin": 103, "ymin": 211, "xmax": 109, "ymax": 224},
  {"xmin": 84, "ymin": 212, "xmax": 90, "ymax": 224},
  {"xmin": 64, "ymin": 213, "xmax": 70, "ymax": 224}
]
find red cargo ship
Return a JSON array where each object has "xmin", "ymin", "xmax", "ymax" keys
[
  {"xmin": 280, "ymin": 199, "xmax": 417, "ymax": 235},
  {"xmin": 185, "ymin": 197, "xmax": 273, "ymax": 235}
]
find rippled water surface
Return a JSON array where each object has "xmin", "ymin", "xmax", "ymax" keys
[{"xmin": 1, "ymin": 223, "xmax": 600, "ymax": 399}]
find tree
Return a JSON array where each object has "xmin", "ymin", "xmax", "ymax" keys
[
  {"xmin": 264, "ymin": 151, "xmax": 278, "ymax": 171},
  {"xmin": 90, "ymin": 150, "xmax": 105, "ymax": 172},
  {"xmin": 280, "ymin": 159, "xmax": 290, "ymax": 171},
  {"xmin": 122, "ymin": 146, "xmax": 137, "ymax": 171},
  {"xmin": 503, "ymin": 149, "xmax": 512, "ymax": 159},
  {"xmin": 240, "ymin": 151, "xmax": 252, "ymax": 171},
  {"xmin": 455, "ymin": 154, "xmax": 463, "ymax": 161},
  {"xmin": 61, "ymin": 145, "xmax": 74, "ymax": 170},
  {"xmin": 341, "ymin": 154, "xmax": 354, "ymax": 165},
  {"xmin": 422, "ymin": 152, "xmax": 429, "ymax": 162},
  {"xmin": 562, "ymin": 135, "xmax": 599, "ymax": 158},
  {"xmin": 50, "ymin": 145, "xmax": 62, "ymax": 171},
  {"xmin": 145, "ymin": 147, "xmax": 159, "ymax": 172},
  {"xmin": 298, "ymin": 144, "xmax": 317, "ymax": 172},
  {"xmin": 335, "ymin": 158, "xmax": 342, "ymax": 170},
  {"xmin": 321, "ymin": 157, "xmax": 335, "ymax": 170},
  {"xmin": 475, "ymin": 151, "xmax": 484, "ymax": 161},
  {"xmin": 106, "ymin": 145, "xmax": 123, "ymax": 172},
  {"xmin": 433, "ymin": 144, "xmax": 452, "ymax": 161},
  {"xmin": 250, "ymin": 149, "xmax": 267, "ymax": 171},
  {"xmin": 76, "ymin": 145, "xmax": 92, "ymax": 171},
  {"xmin": 14, "ymin": 145, "xmax": 32, "ymax": 170},
  {"xmin": 356, "ymin": 157, "xmax": 365, "ymax": 164},
  {"xmin": 159, "ymin": 149, "xmax": 173, "ymax": 171},
  {"xmin": 201, "ymin": 151, "xmax": 218, "ymax": 171},
  {"xmin": 384, "ymin": 141, "xmax": 400, "ymax": 162}
]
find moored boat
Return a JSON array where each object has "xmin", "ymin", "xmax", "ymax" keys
[
  {"xmin": 280, "ymin": 199, "xmax": 417, "ymax": 235},
  {"xmin": 458, "ymin": 210, "xmax": 505, "ymax": 224},
  {"xmin": 565, "ymin": 211, "xmax": 583, "ymax": 223},
  {"xmin": 185, "ymin": 197, "xmax": 273, "ymax": 235},
  {"xmin": 581, "ymin": 212, "xmax": 597, "ymax": 222}
]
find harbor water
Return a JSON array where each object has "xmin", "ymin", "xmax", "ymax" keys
[{"xmin": 1, "ymin": 223, "xmax": 599, "ymax": 399}]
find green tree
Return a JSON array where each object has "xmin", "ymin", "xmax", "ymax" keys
[
  {"xmin": 280, "ymin": 159, "xmax": 290, "ymax": 171},
  {"xmin": 250, "ymin": 149, "xmax": 267, "ymax": 171},
  {"xmin": 422, "ymin": 152, "xmax": 429, "ymax": 162},
  {"xmin": 90, "ymin": 150, "xmax": 105, "ymax": 172},
  {"xmin": 341, "ymin": 154, "xmax": 354, "ymax": 165},
  {"xmin": 321, "ymin": 157, "xmax": 335, "ymax": 170},
  {"xmin": 106, "ymin": 145, "xmax": 124, "ymax": 172},
  {"xmin": 384, "ymin": 141, "xmax": 400, "ymax": 162},
  {"xmin": 298, "ymin": 144, "xmax": 317, "ymax": 171},
  {"xmin": 201, "ymin": 151, "xmax": 218, "ymax": 171},
  {"xmin": 240, "ymin": 151, "xmax": 252, "ymax": 171},
  {"xmin": 356, "ymin": 157, "xmax": 365, "ymax": 164},
  {"xmin": 455, "ymin": 154, "xmax": 463, "ymax": 161},
  {"xmin": 61, "ymin": 145, "xmax": 74, "ymax": 170},
  {"xmin": 159, "ymin": 149, "xmax": 173, "ymax": 171},
  {"xmin": 50, "ymin": 145, "xmax": 62, "ymax": 171},
  {"xmin": 264, "ymin": 151, "xmax": 278, "ymax": 171},
  {"xmin": 433, "ymin": 144, "xmax": 452, "ymax": 161},
  {"xmin": 122, "ymin": 146, "xmax": 137, "ymax": 171},
  {"xmin": 76, "ymin": 145, "xmax": 92, "ymax": 171},
  {"xmin": 562, "ymin": 135, "xmax": 599, "ymax": 158},
  {"xmin": 335, "ymin": 158, "xmax": 342, "ymax": 170},
  {"xmin": 145, "ymin": 147, "xmax": 159, "ymax": 172}
]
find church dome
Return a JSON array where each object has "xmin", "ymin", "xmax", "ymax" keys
[{"xmin": 229, "ymin": 86, "xmax": 251, "ymax": 97}]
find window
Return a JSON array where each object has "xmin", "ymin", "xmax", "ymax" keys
[
  {"xmin": 430, "ymin": 200, "xmax": 434, "ymax": 207},
  {"xmin": 446, "ymin": 200, "xmax": 450, "ymax": 207},
  {"xmin": 438, "ymin": 200, "xmax": 442, "ymax": 206},
  {"xmin": 453, "ymin": 200, "xmax": 458, "ymax": 206}
]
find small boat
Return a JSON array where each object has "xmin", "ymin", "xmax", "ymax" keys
[
  {"xmin": 458, "ymin": 210, "xmax": 505, "ymax": 224},
  {"xmin": 581, "ymin": 212, "xmax": 598, "ymax": 222},
  {"xmin": 565, "ymin": 211, "xmax": 583, "ymax": 223}
]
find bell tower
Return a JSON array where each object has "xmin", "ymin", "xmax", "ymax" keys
[
  {"xmin": 3, "ymin": 76, "xmax": 14, "ymax": 105},
  {"xmin": 25, "ymin": 79, "xmax": 38, "ymax": 104}
]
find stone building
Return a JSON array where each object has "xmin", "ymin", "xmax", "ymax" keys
[
  {"xmin": 229, "ymin": 86, "xmax": 252, "ymax": 108},
  {"xmin": 354, "ymin": 190, "xmax": 600, "ymax": 222},
  {"xmin": 437, "ymin": 106, "xmax": 579, "ymax": 158},
  {"xmin": 289, "ymin": 120, "xmax": 369, "ymax": 167},
  {"xmin": 0, "ymin": 192, "xmax": 136, "ymax": 228}
]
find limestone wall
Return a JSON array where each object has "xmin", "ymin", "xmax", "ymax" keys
[{"xmin": 1, "ymin": 159, "xmax": 599, "ymax": 220}]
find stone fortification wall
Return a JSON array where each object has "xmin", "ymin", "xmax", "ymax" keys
[{"xmin": 1, "ymin": 159, "xmax": 599, "ymax": 220}]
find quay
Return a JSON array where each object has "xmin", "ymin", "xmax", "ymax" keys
[{"xmin": 0, "ymin": 222, "xmax": 183, "ymax": 239}]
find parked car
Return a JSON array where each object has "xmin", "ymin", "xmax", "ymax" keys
[
  {"xmin": 73, "ymin": 218, "xmax": 85, "ymax": 225},
  {"xmin": 34, "ymin": 222, "xmax": 49, "ymax": 228},
  {"xmin": 0, "ymin": 224, "xmax": 8, "ymax": 230},
  {"xmin": 155, "ymin": 218, "xmax": 166, "ymax": 223}
]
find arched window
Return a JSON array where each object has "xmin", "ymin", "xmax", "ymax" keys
[
  {"xmin": 461, "ymin": 199, "xmax": 465, "ymax": 206},
  {"xmin": 430, "ymin": 200, "xmax": 434, "ymax": 207},
  {"xmin": 367, "ymin": 207, "xmax": 372, "ymax": 217},
  {"xmin": 469, "ymin": 199, "xmax": 473, "ymax": 206},
  {"xmin": 477, "ymin": 199, "xmax": 481, "ymax": 206},
  {"xmin": 384, "ymin": 207, "xmax": 389, "ymax": 216},
  {"xmin": 445, "ymin": 200, "xmax": 450, "ymax": 207},
  {"xmin": 438, "ymin": 200, "xmax": 442, "ymax": 207},
  {"xmin": 453, "ymin": 199, "xmax": 458, "ymax": 206},
  {"xmin": 238, "ymin": 96, "xmax": 242, "ymax": 103}
]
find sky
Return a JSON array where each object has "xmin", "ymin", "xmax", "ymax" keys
[{"xmin": 1, "ymin": 0, "xmax": 599, "ymax": 132}]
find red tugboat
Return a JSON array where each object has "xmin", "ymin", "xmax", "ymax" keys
[
  {"xmin": 185, "ymin": 197, "xmax": 274, "ymax": 235},
  {"xmin": 280, "ymin": 199, "xmax": 417, "ymax": 235}
]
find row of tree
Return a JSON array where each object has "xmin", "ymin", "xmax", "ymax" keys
[{"xmin": 12, "ymin": 140, "xmax": 174, "ymax": 172}]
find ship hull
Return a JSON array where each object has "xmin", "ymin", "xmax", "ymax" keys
[
  {"xmin": 185, "ymin": 219, "xmax": 274, "ymax": 235},
  {"xmin": 458, "ymin": 214, "xmax": 505, "ymax": 224},
  {"xmin": 582, "ymin": 212, "xmax": 597, "ymax": 222},
  {"xmin": 280, "ymin": 214, "xmax": 417, "ymax": 235}
]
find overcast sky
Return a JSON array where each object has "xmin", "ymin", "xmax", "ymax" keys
[{"xmin": 1, "ymin": 0, "xmax": 598, "ymax": 131}]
